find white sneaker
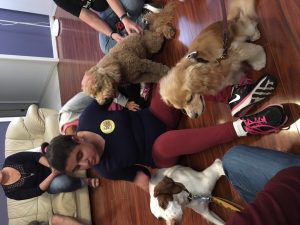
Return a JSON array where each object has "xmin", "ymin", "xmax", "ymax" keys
[{"xmin": 143, "ymin": 3, "xmax": 162, "ymax": 13}]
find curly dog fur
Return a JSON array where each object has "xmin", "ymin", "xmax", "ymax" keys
[
  {"xmin": 82, "ymin": 2, "xmax": 177, "ymax": 104},
  {"xmin": 159, "ymin": 0, "xmax": 266, "ymax": 119}
]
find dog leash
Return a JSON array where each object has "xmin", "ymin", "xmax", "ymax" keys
[
  {"xmin": 211, "ymin": 196, "xmax": 243, "ymax": 212},
  {"xmin": 186, "ymin": 192, "xmax": 243, "ymax": 212},
  {"xmin": 216, "ymin": 0, "xmax": 230, "ymax": 63}
]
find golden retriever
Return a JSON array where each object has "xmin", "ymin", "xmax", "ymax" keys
[
  {"xmin": 82, "ymin": 2, "xmax": 176, "ymax": 105},
  {"xmin": 159, "ymin": 0, "xmax": 265, "ymax": 119}
]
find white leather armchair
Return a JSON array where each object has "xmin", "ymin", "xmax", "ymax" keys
[{"xmin": 5, "ymin": 104, "xmax": 92, "ymax": 225}]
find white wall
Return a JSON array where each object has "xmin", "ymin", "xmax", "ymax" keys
[
  {"xmin": 40, "ymin": 66, "xmax": 62, "ymax": 110},
  {"xmin": 0, "ymin": 0, "xmax": 57, "ymax": 16},
  {"xmin": 0, "ymin": 55, "xmax": 59, "ymax": 113}
]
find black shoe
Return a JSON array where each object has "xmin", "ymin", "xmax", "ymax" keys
[
  {"xmin": 240, "ymin": 104, "xmax": 288, "ymax": 135},
  {"xmin": 229, "ymin": 74, "xmax": 276, "ymax": 117}
]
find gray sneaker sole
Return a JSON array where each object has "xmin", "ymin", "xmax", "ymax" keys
[{"xmin": 232, "ymin": 75, "xmax": 276, "ymax": 117}]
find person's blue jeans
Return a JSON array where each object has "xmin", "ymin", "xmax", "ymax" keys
[
  {"xmin": 99, "ymin": 0, "xmax": 145, "ymax": 54},
  {"xmin": 223, "ymin": 145, "xmax": 300, "ymax": 203},
  {"xmin": 47, "ymin": 174, "xmax": 84, "ymax": 194}
]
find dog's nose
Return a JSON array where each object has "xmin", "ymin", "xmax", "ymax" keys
[{"xmin": 190, "ymin": 113, "xmax": 198, "ymax": 119}]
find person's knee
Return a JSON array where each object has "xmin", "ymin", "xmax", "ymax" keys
[
  {"xmin": 48, "ymin": 175, "xmax": 73, "ymax": 194},
  {"xmin": 120, "ymin": 0, "xmax": 145, "ymax": 15},
  {"xmin": 223, "ymin": 145, "xmax": 249, "ymax": 171},
  {"xmin": 152, "ymin": 135, "xmax": 178, "ymax": 168}
]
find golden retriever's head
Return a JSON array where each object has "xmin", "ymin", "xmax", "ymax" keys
[
  {"xmin": 82, "ymin": 64, "xmax": 121, "ymax": 105},
  {"xmin": 160, "ymin": 59, "xmax": 229, "ymax": 119}
]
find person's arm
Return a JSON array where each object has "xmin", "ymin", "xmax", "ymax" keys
[
  {"xmin": 38, "ymin": 155, "xmax": 50, "ymax": 167},
  {"xmin": 226, "ymin": 167, "xmax": 300, "ymax": 225},
  {"xmin": 94, "ymin": 165, "xmax": 151, "ymax": 184},
  {"xmin": 113, "ymin": 92, "xmax": 128, "ymax": 107},
  {"xmin": 79, "ymin": 8, "xmax": 124, "ymax": 42},
  {"xmin": 60, "ymin": 92, "xmax": 93, "ymax": 114},
  {"xmin": 113, "ymin": 92, "xmax": 140, "ymax": 111},
  {"xmin": 39, "ymin": 169, "xmax": 59, "ymax": 191},
  {"xmin": 38, "ymin": 156, "xmax": 60, "ymax": 191},
  {"xmin": 106, "ymin": 0, "xmax": 143, "ymax": 35}
]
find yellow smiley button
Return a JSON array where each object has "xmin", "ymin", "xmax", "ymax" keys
[{"xmin": 100, "ymin": 119, "xmax": 115, "ymax": 134}]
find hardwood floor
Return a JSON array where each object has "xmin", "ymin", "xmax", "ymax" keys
[{"xmin": 55, "ymin": 0, "xmax": 300, "ymax": 224}]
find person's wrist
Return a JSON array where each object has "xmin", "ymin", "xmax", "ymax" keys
[
  {"xmin": 119, "ymin": 12, "xmax": 128, "ymax": 21},
  {"xmin": 109, "ymin": 31, "xmax": 116, "ymax": 39}
]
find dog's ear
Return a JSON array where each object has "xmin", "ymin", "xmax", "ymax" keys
[
  {"xmin": 98, "ymin": 63, "xmax": 121, "ymax": 82},
  {"xmin": 186, "ymin": 64, "xmax": 228, "ymax": 95},
  {"xmin": 154, "ymin": 176, "xmax": 186, "ymax": 209},
  {"xmin": 82, "ymin": 66, "xmax": 99, "ymax": 94},
  {"xmin": 157, "ymin": 194, "xmax": 173, "ymax": 209},
  {"xmin": 154, "ymin": 176, "xmax": 186, "ymax": 196}
]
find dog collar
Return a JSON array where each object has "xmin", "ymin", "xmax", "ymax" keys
[
  {"xmin": 185, "ymin": 51, "xmax": 209, "ymax": 63},
  {"xmin": 184, "ymin": 189, "xmax": 212, "ymax": 202}
]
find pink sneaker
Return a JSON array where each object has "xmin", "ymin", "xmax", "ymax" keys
[{"xmin": 240, "ymin": 104, "xmax": 288, "ymax": 135}]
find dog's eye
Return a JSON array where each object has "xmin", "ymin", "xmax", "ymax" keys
[
  {"xmin": 187, "ymin": 95, "xmax": 193, "ymax": 104},
  {"xmin": 158, "ymin": 217, "xmax": 164, "ymax": 221}
]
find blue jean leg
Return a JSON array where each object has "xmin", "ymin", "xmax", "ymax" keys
[
  {"xmin": 47, "ymin": 174, "xmax": 84, "ymax": 194},
  {"xmin": 223, "ymin": 145, "xmax": 300, "ymax": 203},
  {"xmin": 99, "ymin": 0, "xmax": 145, "ymax": 54}
]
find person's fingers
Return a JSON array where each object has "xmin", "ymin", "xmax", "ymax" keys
[
  {"xmin": 136, "ymin": 25, "xmax": 143, "ymax": 34},
  {"xmin": 126, "ymin": 27, "xmax": 134, "ymax": 34},
  {"xmin": 131, "ymin": 25, "xmax": 142, "ymax": 34},
  {"xmin": 131, "ymin": 102, "xmax": 140, "ymax": 110},
  {"xmin": 87, "ymin": 178, "xmax": 101, "ymax": 188},
  {"xmin": 94, "ymin": 178, "xmax": 100, "ymax": 187},
  {"xmin": 113, "ymin": 33, "xmax": 125, "ymax": 42}
]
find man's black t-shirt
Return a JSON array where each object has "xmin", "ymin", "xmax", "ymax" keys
[
  {"xmin": 77, "ymin": 100, "xmax": 167, "ymax": 181},
  {"xmin": 54, "ymin": 0, "xmax": 109, "ymax": 17}
]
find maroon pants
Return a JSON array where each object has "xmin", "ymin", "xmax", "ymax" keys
[{"xmin": 149, "ymin": 84, "xmax": 237, "ymax": 168}]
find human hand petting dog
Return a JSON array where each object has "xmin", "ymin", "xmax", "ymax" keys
[
  {"xmin": 107, "ymin": 17, "xmax": 144, "ymax": 43},
  {"xmin": 122, "ymin": 17, "xmax": 143, "ymax": 35},
  {"xmin": 125, "ymin": 101, "xmax": 140, "ymax": 111},
  {"xmin": 111, "ymin": 32, "xmax": 125, "ymax": 42}
]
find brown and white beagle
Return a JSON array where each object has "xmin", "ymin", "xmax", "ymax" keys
[{"xmin": 149, "ymin": 159, "xmax": 225, "ymax": 225}]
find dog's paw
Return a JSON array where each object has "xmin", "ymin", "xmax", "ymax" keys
[
  {"xmin": 250, "ymin": 28, "xmax": 261, "ymax": 42},
  {"xmin": 249, "ymin": 45, "xmax": 266, "ymax": 70},
  {"xmin": 164, "ymin": 26, "xmax": 176, "ymax": 39},
  {"xmin": 252, "ymin": 60, "xmax": 265, "ymax": 70},
  {"xmin": 251, "ymin": 55, "xmax": 266, "ymax": 71},
  {"xmin": 162, "ymin": 65, "xmax": 170, "ymax": 73},
  {"xmin": 213, "ymin": 159, "xmax": 225, "ymax": 176}
]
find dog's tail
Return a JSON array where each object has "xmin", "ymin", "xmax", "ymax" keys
[
  {"xmin": 144, "ymin": 2, "xmax": 177, "ymax": 37},
  {"xmin": 227, "ymin": 0, "xmax": 257, "ymax": 20}
]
